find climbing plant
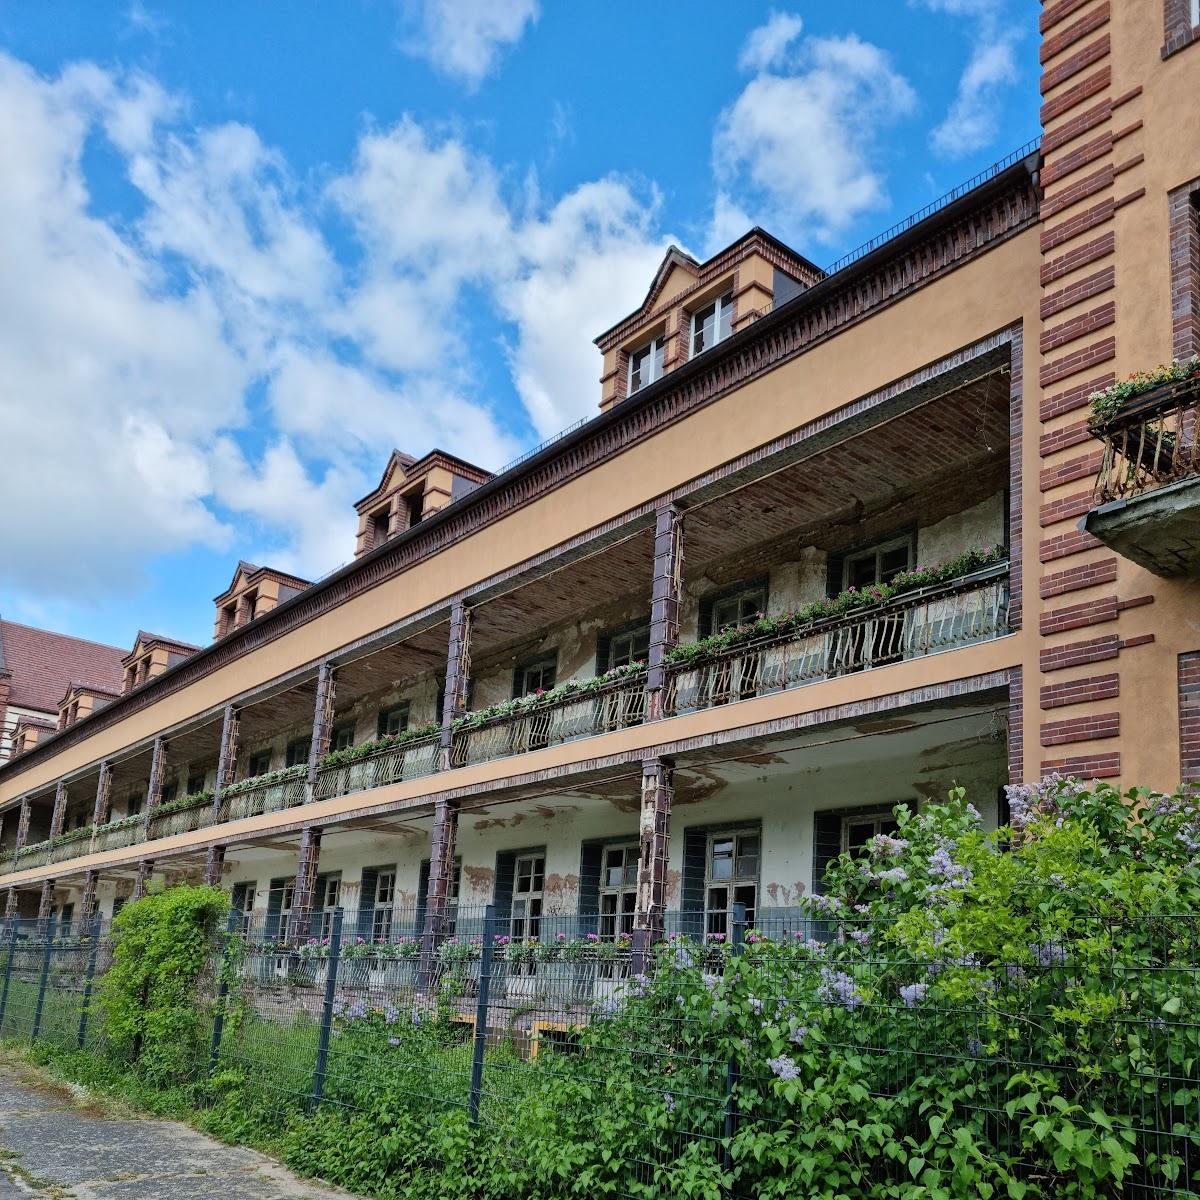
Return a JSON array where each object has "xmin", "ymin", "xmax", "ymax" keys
[{"xmin": 99, "ymin": 884, "xmax": 229, "ymax": 1085}]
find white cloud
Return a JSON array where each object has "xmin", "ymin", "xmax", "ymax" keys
[
  {"xmin": 737, "ymin": 11, "xmax": 804, "ymax": 73},
  {"xmin": 916, "ymin": 0, "xmax": 1022, "ymax": 158},
  {"xmin": 400, "ymin": 0, "xmax": 539, "ymax": 88},
  {"xmin": 712, "ymin": 28, "xmax": 916, "ymax": 249},
  {"xmin": 0, "ymin": 51, "xmax": 672, "ymax": 613}
]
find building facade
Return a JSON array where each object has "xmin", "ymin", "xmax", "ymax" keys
[{"xmin": 0, "ymin": 0, "xmax": 1198, "ymax": 948}]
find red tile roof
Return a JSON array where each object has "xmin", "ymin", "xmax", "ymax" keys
[{"xmin": 0, "ymin": 619, "xmax": 126, "ymax": 715}]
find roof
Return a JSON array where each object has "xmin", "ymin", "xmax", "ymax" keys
[
  {"xmin": 0, "ymin": 619, "xmax": 126, "ymax": 715},
  {"xmin": 122, "ymin": 631, "xmax": 201, "ymax": 665},
  {"xmin": 213, "ymin": 561, "xmax": 312, "ymax": 604}
]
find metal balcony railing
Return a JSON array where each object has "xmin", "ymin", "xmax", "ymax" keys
[
  {"xmin": 313, "ymin": 734, "xmax": 440, "ymax": 801},
  {"xmin": 449, "ymin": 676, "xmax": 648, "ymax": 769},
  {"xmin": 666, "ymin": 566, "xmax": 1010, "ymax": 716},
  {"xmin": 147, "ymin": 794, "xmax": 217, "ymax": 840},
  {"xmin": 90, "ymin": 814, "xmax": 147, "ymax": 855},
  {"xmin": 215, "ymin": 770, "xmax": 308, "ymax": 823},
  {"xmin": 1092, "ymin": 376, "xmax": 1200, "ymax": 504}
]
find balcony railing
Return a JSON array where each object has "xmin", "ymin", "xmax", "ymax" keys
[
  {"xmin": 12, "ymin": 838, "xmax": 52, "ymax": 871},
  {"xmin": 91, "ymin": 814, "xmax": 147, "ymax": 855},
  {"xmin": 147, "ymin": 793, "xmax": 217, "ymax": 840},
  {"xmin": 667, "ymin": 566, "xmax": 1009, "ymax": 715},
  {"xmin": 215, "ymin": 769, "xmax": 308, "ymax": 823},
  {"xmin": 449, "ymin": 675, "xmax": 648, "ymax": 769},
  {"xmin": 1092, "ymin": 375, "xmax": 1200, "ymax": 504},
  {"xmin": 313, "ymin": 733, "xmax": 440, "ymax": 801}
]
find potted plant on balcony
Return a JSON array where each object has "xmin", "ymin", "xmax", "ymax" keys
[
  {"xmin": 294, "ymin": 937, "xmax": 329, "ymax": 988},
  {"xmin": 436, "ymin": 935, "xmax": 483, "ymax": 994},
  {"xmin": 503, "ymin": 938, "xmax": 539, "ymax": 999},
  {"xmin": 339, "ymin": 935, "xmax": 375, "ymax": 986},
  {"xmin": 375, "ymin": 935, "xmax": 421, "ymax": 991}
]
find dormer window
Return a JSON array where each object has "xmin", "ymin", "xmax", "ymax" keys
[
  {"xmin": 628, "ymin": 338, "xmax": 664, "ymax": 394},
  {"xmin": 404, "ymin": 490, "xmax": 424, "ymax": 529},
  {"xmin": 690, "ymin": 292, "xmax": 734, "ymax": 358},
  {"xmin": 220, "ymin": 604, "xmax": 236, "ymax": 636},
  {"xmin": 369, "ymin": 507, "xmax": 390, "ymax": 549}
]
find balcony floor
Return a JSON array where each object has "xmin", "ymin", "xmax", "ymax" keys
[{"xmin": 1081, "ymin": 475, "xmax": 1200, "ymax": 577}]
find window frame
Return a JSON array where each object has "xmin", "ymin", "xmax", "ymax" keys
[
  {"xmin": 377, "ymin": 703, "xmax": 410, "ymax": 739},
  {"xmin": 285, "ymin": 736, "xmax": 311, "ymax": 769},
  {"xmin": 246, "ymin": 749, "xmax": 272, "ymax": 778},
  {"xmin": 703, "ymin": 827, "xmax": 760, "ymax": 936},
  {"xmin": 186, "ymin": 771, "xmax": 206, "ymax": 796},
  {"xmin": 841, "ymin": 532, "xmax": 915, "ymax": 592},
  {"xmin": 699, "ymin": 578, "xmax": 769, "ymax": 638},
  {"xmin": 331, "ymin": 720, "xmax": 356, "ymax": 752},
  {"xmin": 513, "ymin": 653, "xmax": 558, "ymax": 699},
  {"xmin": 598, "ymin": 617, "xmax": 651, "ymax": 673},
  {"xmin": 510, "ymin": 851, "xmax": 546, "ymax": 965},
  {"xmin": 689, "ymin": 291, "xmax": 734, "ymax": 358},
  {"xmin": 840, "ymin": 810, "xmax": 901, "ymax": 855},
  {"xmin": 597, "ymin": 842, "xmax": 639, "ymax": 941},
  {"xmin": 627, "ymin": 336, "xmax": 664, "ymax": 394}
]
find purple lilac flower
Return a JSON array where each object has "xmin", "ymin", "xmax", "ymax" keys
[
  {"xmin": 388, "ymin": 1037, "xmax": 401, "ymax": 1047},
  {"xmin": 663, "ymin": 1092, "xmax": 676, "ymax": 1114},
  {"xmin": 849, "ymin": 929, "xmax": 871, "ymax": 947},
  {"xmin": 1031, "ymin": 941, "xmax": 1068, "ymax": 968},
  {"xmin": 899, "ymin": 982, "xmax": 928, "ymax": 1009},
  {"xmin": 807, "ymin": 894, "xmax": 844, "ymax": 914},
  {"xmin": 1005, "ymin": 963, "xmax": 1027, "ymax": 986},
  {"xmin": 674, "ymin": 945, "xmax": 697, "ymax": 970},
  {"xmin": 818, "ymin": 967, "xmax": 863, "ymax": 1011},
  {"xmin": 331, "ymin": 997, "xmax": 346, "ymax": 1017},
  {"xmin": 966, "ymin": 1037, "xmax": 984, "ymax": 1058},
  {"xmin": 702, "ymin": 973, "xmax": 720, "ymax": 992},
  {"xmin": 966, "ymin": 803, "xmax": 983, "ymax": 824},
  {"xmin": 748, "ymin": 996, "xmax": 764, "ymax": 1015},
  {"xmin": 628, "ymin": 973, "xmax": 651, "ymax": 998},
  {"xmin": 928, "ymin": 839, "xmax": 970, "ymax": 885},
  {"xmin": 767, "ymin": 1054, "xmax": 800, "ymax": 1081},
  {"xmin": 877, "ymin": 866, "xmax": 908, "ymax": 884},
  {"xmin": 383, "ymin": 1004, "xmax": 399, "ymax": 1025},
  {"xmin": 869, "ymin": 833, "xmax": 909, "ymax": 858},
  {"xmin": 676, "ymin": 995, "xmax": 687, "ymax": 1007},
  {"xmin": 347, "ymin": 1000, "xmax": 367, "ymax": 1020},
  {"xmin": 789, "ymin": 1023, "xmax": 809, "ymax": 1046}
]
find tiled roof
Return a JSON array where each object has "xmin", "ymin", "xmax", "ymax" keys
[{"xmin": 0, "ymin": 619, "xmax": 126, "ymax": 715}]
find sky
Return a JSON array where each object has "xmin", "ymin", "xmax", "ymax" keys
[{"xmin": 0, "ymin": 0, "xmax": 1039, "ymax": 652}]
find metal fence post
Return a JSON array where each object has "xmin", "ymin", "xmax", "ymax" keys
[
  {"xmin": 311, "ymin": 906, "xmax": 343, "ymax": 1110},
  {"xmin": 722, "ymin": 903, "xmax": 746, "ymax": 1168},
  {"xmin": 207, "ymin": 907, "xmax": 241, "ymax": 1076},
  {"xmin": 0, "ymin": 921, "xmax": 18, "ymax": 1034},
  {"xmin": 31, "ymin": 916, "xmax": 57, "ymax": 1043},
  {"xmin": 75, "ymin": 913, "xmax": 103, "ymax": 1050},
  {"xmin": 468, "ymin": 905, "xmax": 496, "ymax": 1126}
]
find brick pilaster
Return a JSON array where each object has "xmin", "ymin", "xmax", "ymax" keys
[
  {"xmin": 14, "ymin": 799, "xmax": 30, "ymax": 851},
  {"xmin": 37, "ymin": 879, "xmax": 53, "ymax": 922},
  {"xmin": 646, "ymin": 505, "xmax": 684, "ymax": 719},
  {"xmin": 419, "ymin": 798, "xmax": 459, "ymax": 985},
  {"xmin": 307, "ymin": 662, "xmax": 337, "ymax": 785},
  {"xmin": 632, "ymin": 756, "xmax": 674, "ymax": 970},
  {"xmin": 92, "ymin": 762, "xmax": 112, "ymax": 829},
  {"xmin": 1180, "ymin": 652, "xmax": 1200, "ymax": 785},
  {"xmin": 291, "ymin": 827, "xmax": 321, "ymax": 940},
  {"xmin": 49, "ymin": 780, "xmax": 68, "ymax": 841},
  {"xmin": 439, "ymin": 600, "xmax": 471, "ymax": 769},
  {"xmin": 143, "ymin": 736, "xmax": 167, "ymax": 834}
]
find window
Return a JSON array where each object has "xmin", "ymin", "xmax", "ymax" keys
[
  {"xmin": 317, "ymin": 874, "xmax": 341, "ymax": 938},
  {"xmin": 58, "ymin": 902, "xmax": 74, "ymax": 932},
  {"xmin": 598, "ymin": 844, "xmax": 638, "ymax": 941},
  {"xmin": 841, "ymin": 811, "xmax": 900, "ymax": 854},
  {"xmin": 377, "ymin": 703, "xmax": 410, "ymax": 739},
  {"xmin": 126, "ymin": 793, "xmax": 143, "ymax": 818},
  {"xmin": 244, "ymin": 590, "xmax": 259, "ymax": 621},
  {"xmin": 513, "ymin": 654, "xmax": 557, "ymax": 698},
  {"xmin": 187, "ymin": 771, "xmax": 206, "ymax": 795},
  {"xmin": 690, "ymin": 292, "xmax": 733, "ymax": 357},
  {"xmin": 285, "ymin": 737, "xmax": 311, "ymax": 769},
  {"xmin": 246, "ymin": 749, "xmax": 272, "ymax": 778},
  {"xmin": 701, "ymin": 580, "xmax": 768, "ymax": 637},
  {"xmin": 404, "ymin": 491, "xmax": 424, "ymax": 528},
  {"xmin": 510, "ymin": 852, "xmax": 545, "ymax": 966},
  {"xmin": 372, "ymin": 868, "xmax": 396, "ymax": 940},
  {"xmin": 72, "ymin": 810, "xmax": 86, "ymax": 831},
  {"xmin": 601, "ymin": 622, "xmax": 650, "ymax": 672},
  {"xmin": 220, "ymin": 603, "xmax": 236, "ymax": 635},
  {"xmin": 627, "ymin": 338, "xmax": 664, "ymax": 394},
  {"xmin": 331, "ymin": 721, "xmax": 356, "ymax": 752},
  {"xmin": 369, "ymin": 507, "xmax": 390, "ymax": 548},
  {"xmin": 705, "ymin": 829, "xmax": 759, "ymax": 936},
  {"xmin": 841, "ymin": 534, "xmax": 914, "ymax": 592}
]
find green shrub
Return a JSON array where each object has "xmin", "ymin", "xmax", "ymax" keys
[{"xmin": 98, "ymin": 884, "xmax": 228, "ymax": 1086}]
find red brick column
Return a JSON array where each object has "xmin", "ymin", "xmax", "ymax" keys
[
  {"xmin": 14, "ymin": 799, "xmax": 30, "ymax": 852},
  {"xmin": 92, "ymin": 762, "xmax": 112, "ymax": 830},
  {"xmin": 204, "ymin": 845, "xmax": 226, "ymax": 888},
  {"xmin": 213, "ymin": 705, "xmax": 240, "ymax": 820},
  {"xmin": 439, "ymin": 600, "xmax": 471, "ymax": 769},
  {"xmin": 420, "ymin": 799, "xmax": 459, "ymax": 981},
  {"xmin": 132, "ymin": 860, "xmax": 154, "ymax": 902},
  {"xmin": 1180, "ymin": 652, "xmax": 1200, "ymax": 785},
  {"xmin": 49, "ymin": 780, "xmax": 68, "ymax": 841},
  {"xmin": 632, "ymin": 756, "xmax": 673, "ymax": 970},
  {"xmin": 647, "ymin": 505, "xmax": 684, "ymax": 720},
  {"xmin": 291, "ymin": 828, "xmax": 322, "ymax": 941},
  {"xmin": 37, "ymin": 879, "xmax": 53, "ymax": 923},
  {"xmin": 80, "ymin": 870, "xmax": 99, "ymax": 922},
  {"xmin": 143, "ymin": 736, "xmax": 168, "ymax": 834},
  {"xmin": 306, "ymin": 662, "xmax": 336, "ymax": 786}
]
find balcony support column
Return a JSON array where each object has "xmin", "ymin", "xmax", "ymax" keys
[
  {"xmin": 14, "ymin": 799, "xmax": 30, "ymax": 853},
  {"xmin": 132, "ymin": 860, "xmax": 154, "ymax": 902},
  {"xmin": 143, "ymin": 736, "xmax": 168, "ymax": 836},
  {"xmin": 203, "ymin": 845, "xmax": 226, "ymax": 888},
  {"xmin": 646, "ymin": 504, "xmax": 684, "ymax": 721},
  {"xmin": 49, "ymin": 780, "xmax": 68, "ymax": 842},
  {"xmin": 291, "ymin": 827, "xmax": 321, "ymax": 941},
  {"xmin": 632, "ymin": 756, "xmax": 674, "ymax": 972},
  {"xmin": 307, "ymin": 662, "xmax": 337, "ymax": 787},
  {"xmin": 3, "ymin": 888, "xmax": 16, "ymax": 923},
  {"xmin": 80, "ymin": 870, "xmax": 99, "ymax": 921},
  {"xmin": 439, "ymin": 600, "xmax": 471, "ymax": 770},
  {"xmin": 213, "ymin": 705, "xmax": 239, "ymax": 820},
  {"xmin": 37, "ymin": 879, "xmax": 53, "ymax": 924},
  {"xmin": 419, "ymin": 799, "xmax": 459, "ymax": 989},
  {"xmin": 92, "ymin": 762, "xmax": 112, "ymax": 832}
]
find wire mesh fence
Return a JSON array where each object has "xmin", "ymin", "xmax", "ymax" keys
[{"xmin": 0, "ymin": 905, "xmax": 1197, "ymax": 1197}]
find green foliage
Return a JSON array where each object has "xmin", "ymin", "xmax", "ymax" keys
[
  {"xmin": 318, "ymin": 722, "xmax": 441, "ymax": 769},
  {"xmin": 1088, "ymin": 356, "xmax": 1200, "ymax": 427},
  {"xmin": 98, "ymin": 884, "xmax": 228, "ymax": 1085},
  {"xmin": 666, "ymin": 544, "xmax": 1007, "ymax": 669},
  {"xmin": 217, "ymin": 765, "xmax": 306, "ymax": 797}
]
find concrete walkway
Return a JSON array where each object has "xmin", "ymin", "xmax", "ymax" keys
[{"xmin": 0, "ymin": 1066, "xmax": 360, "ymax": 1199}]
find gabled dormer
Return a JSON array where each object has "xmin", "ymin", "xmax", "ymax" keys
[
  {"xmin": 354, "ymin": 449, "xmax": 493, "ymax": 559},
  {"xmin": 121, "ymin": 631, "xmax": 200, "ymax": 694},
  {"xmin": 593, "ymin": 229, "xmax": 823, "ymax": 412},
  {"xmin": 213, "ymin": 562, "xmax": 311, "ymax": 641},
  {"xmin": 56, "ymin": 681, "xmax": 120, "ymax": 730},
  {"xmin": 11, "ymin": 714, "xmax": 55, "ymax": 756}
]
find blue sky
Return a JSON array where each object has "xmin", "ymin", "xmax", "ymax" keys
[{"xmin": 0, "ymin": 0, "xmax": 1039, "ymax": 651}]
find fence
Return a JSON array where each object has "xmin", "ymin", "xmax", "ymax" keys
[{"xmin": 1, "ymin": 906, "xmax": 1197, "ymax": 1198}]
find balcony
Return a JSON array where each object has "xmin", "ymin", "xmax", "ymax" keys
[
  {"xmin": 314, "ymin": 731, "xmax": 440, "ymax": 801},
  {"xmin": 1082, "ymin": 370, "xmax": 1200, "ymax": 577}
]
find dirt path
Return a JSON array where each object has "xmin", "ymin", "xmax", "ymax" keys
[{"xmin": 0, "ymin": 1065, "xmax": 360, "ymax": 1199}]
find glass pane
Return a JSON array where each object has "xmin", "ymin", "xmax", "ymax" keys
[
  {"xmin": 692, "ymin": 302, "xmax": 716, "ymax": 355},
  {"xmin": 880, "ymin": 544, "xmax": 911, "ymax": 582},
  {"xmin": 846, "ymin": 819, "xmax": 877, "ymax": 850},
  {"xmin": 600, "ymin": 893, "xmax": 618, "ymax": 915},
  {"xmin": 848, "ymin": 554, "xmax": 878, "ymax": 589},
  {"xmin": 717, "ymin": 294, "xmax": 733, "ymax": 342},
  {"xmin": 708, "ymin": 886, "xmax": 728, "ymax": 912}
]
